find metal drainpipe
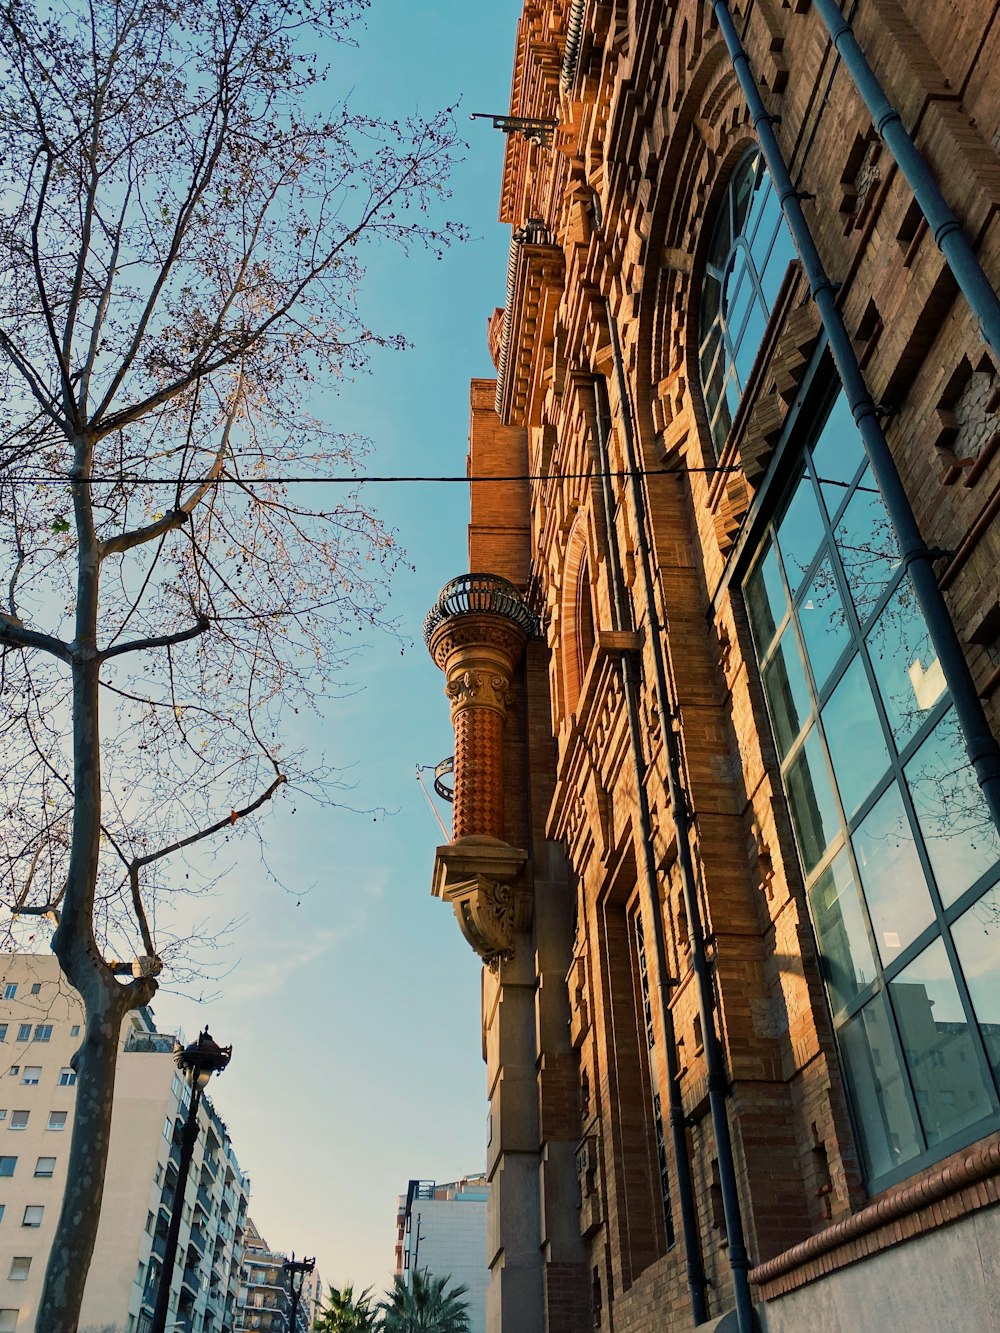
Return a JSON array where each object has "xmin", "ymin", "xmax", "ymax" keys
[
  {"xmin": 810, "ymin": 0, "xmax": 1000, "ymax": 359},
  {"xmin": 592, "ymin": 376, "xmax": 710, "ymax": 1326},
  {"xmin": 712, "ymin": 0, "xmax": 1000, "ymax": 835},
  {"xmin": 604, "ymin": 308, "xmax": 758, "ymax": 1333}
]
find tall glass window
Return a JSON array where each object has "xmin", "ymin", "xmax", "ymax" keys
[
  {"xmin": 699, "ymin": 150, "xmax": 796, "ymax": 455},
  {"xmin": 744, "ymin": 391, "xmax": 1000, "ymax": 1190}
]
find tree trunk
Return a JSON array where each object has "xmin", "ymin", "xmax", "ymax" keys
[{"xmin": 36, "ymin": 983, "xmax": 127, "ymax": 1330}]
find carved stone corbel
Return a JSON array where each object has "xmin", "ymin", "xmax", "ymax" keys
[{"xmin": 432, "ymin": 836, "xmax": 531, "ymax": 965}]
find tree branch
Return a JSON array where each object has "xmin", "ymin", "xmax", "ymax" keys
[
  {"xmin": 0, "ymin": 617, "xmax": 71, "ymax": 661},
  {"xmin": 100, "ymin": 614, "xmax": 210, "ymax": 662}
]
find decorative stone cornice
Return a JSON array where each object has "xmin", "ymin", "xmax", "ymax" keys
[{"xmin": 432, "ymin": 836, "xmax": 531, "ymax": 965}]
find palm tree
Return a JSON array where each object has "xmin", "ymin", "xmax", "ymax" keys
[
  {"xmin": 313, "ymin": 1282, "xmax": 381, "ymax": 1332},
  {"xmin": 380, "ymin": 1270, "xmax": 470, "ymax": 1333}
]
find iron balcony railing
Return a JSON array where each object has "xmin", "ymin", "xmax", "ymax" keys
[{"xmin": 423, "ymin": 573, "xmax": 537, "ymax": 645}]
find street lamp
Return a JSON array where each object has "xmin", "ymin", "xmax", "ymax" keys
[
  {"xmin": 283, "ymin": 1253, "xmax": 316, "ymax": 1333},
  {"xmin": 149, "ymin": 1029, "xmax": 232, "ymax": 1333}
]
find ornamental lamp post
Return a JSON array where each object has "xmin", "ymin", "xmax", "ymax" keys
[
  {"xmin": 283, "ymin": 1252, "xmax": 316, "ymax": 1333},
  {"xmin": 149, "ymin": 1029, "xmax": 232, "ymax": 1333}
]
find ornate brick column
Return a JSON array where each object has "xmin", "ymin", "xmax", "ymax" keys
[
  {"xmin": 424, "ymin": 573, "xmax": 536, "ymax": 962},
  {"xmin": 426, "ymin": 573, "xmax": 547, "ymax": 1333}
]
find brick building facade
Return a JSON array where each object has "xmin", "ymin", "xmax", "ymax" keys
[{"xmin": 424, "ymin": 2, "xmax": 1000, "ymax": 1330}]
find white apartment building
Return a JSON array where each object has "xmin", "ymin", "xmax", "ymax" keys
[
  {"xmin": 0, "ymin": 954, "xmax": 250, "ymax": 1333},
  {"xmin": 394, "ymin": 1177, "xmax": 488, "ymax": 1333},
  {"xmin": 235, "ymin": 1217, "xmax": 323, "ymax": 1333}
]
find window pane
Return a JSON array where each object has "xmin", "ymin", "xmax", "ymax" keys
[
  {"xmin": 776, "ymin": 474, "xmax": 824, "ymax": 595},
  {"xmin": 821, "ymin": 655, "xmax": 890, "ymax": 819},
  {"xmin": 811, "ymin": 394, "xmax": 866, "ymax": 515},
  {"xmin": 866, "ymin": 576, "xmax": 946, "ymax": 750},
  {"xmin": 839, "ymin": 997, "xmax": 922, "ymax": 1180},
  {"xmin": 808, "ymin": 849, "xmax": 876, "ymax": 1012},
  {"xmin": 889, "ymin": 936, "xmax": 995, "ymax": 1146},
  {"xmin": 731, "ymin": 153, "xmax": 759, "ymax": 236},
  {"xmin": 785, "ymin": 727, "xmax": 841, "ymax": 875},
  {"xmin": 725, "ymin": 254, "xmax": 752, "ymax": 339},
  {"xmin": 796, "ymin": 556, "xmax": 850, "ymax": 695},
  {"xmin": 905, "ymin": 710, "xmax": 1000, "ymax": 907},
  {"xmin": 745, "ymin": 543, "xmax": 786, "ymax": 651},
  {"xmin": 734, "ymin": 298, "xmax": 768, "ymax": 387},
  {"xmin": 952, "ymin": 885, "xmax": 1000, "ymax": 1084},
  {"xmin": 853, "ymin": 781, "xmax": 933, "ymax": 964},
  {"xmin": 760, "ymin": 225, "xmax": 796, "ymax": 309},
  {"xmin": 835, "ymin": 469, "xmax": 899, "ymax": 625},
  {"xmin": 762, "ymin": 626, "xmax": 811, "ymax": 758}
]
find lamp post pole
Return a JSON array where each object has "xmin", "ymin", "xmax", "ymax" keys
[
  {"xmin": 149, "ymin": 1030, "xmax": 232, "ymax": 1333},
  {"xmin": 283, "ymin": 1253, "xmax": 316, "ymax": 1333}
]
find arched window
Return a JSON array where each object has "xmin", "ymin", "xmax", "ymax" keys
[
  {"xmin": 562, "ymin": 525, "xmax": 596, "ymax": 712},
  {"xmin": 574, "ymin": 552, "xmax": 596, "ymax": 692},
  {"xmin": 698, "ymin": 149, "xmax": 796, "ymax": 454}
]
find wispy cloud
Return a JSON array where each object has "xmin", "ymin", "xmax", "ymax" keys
[{"xmin": 224, "ymin": 926, "xmax": 348, "ymax": 1001}]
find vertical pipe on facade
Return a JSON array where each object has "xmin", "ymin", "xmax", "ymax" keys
[
  {"xmin": 711, "ymin": 0, "xmax": 1000, "ymax": 834},
  {"xmin": 810, "ymin": 0, "xmax": 1000, "ymax": 359},
  {"xmin": 592, "ymin": 378, "xmax": 709, "ymax": 1326},
  {"xmin": 603, "ymin": 310, "xmax": 758, "ymax": 1333}
]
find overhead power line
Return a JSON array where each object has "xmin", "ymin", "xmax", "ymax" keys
[{"xmin": 2, "ymin": 465, "xmax": 742, "ymax": 486}]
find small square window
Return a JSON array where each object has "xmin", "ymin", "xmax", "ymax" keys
[
  {"xmin": 20, "ymin": 1069, "xmax": 40, "ymax": 1087},
  {"xmin": 0, "ymin": 1158, "xmax": 15, "ymax": 1177},
  {"xmin": 15, "ymin": 1026, "xmax": 29, "ymax": 1043},
  {"xmin": 21, "ymin": 1205, "xmax": 42, "ymax": 1228},
  {"xmin": 145, "ymin": 1210, "xmax": 154, "ymax": 1234},
  {"xmin": 7, "ymin": 1070, "xmax": 16, "ymax": 1079},
  {"xmin": 0, "ymin": 1310, "xmax": 17, "ymax": 1332},
  {"xmin": 3, "ymin": 984, "xmax": 16, "ymax": 999},
  {"xmin": 58, "ymin": 1069, "xmax": 76, "ymax": 1087},
  {"xmin": 0, "ymin": 1027, "xmax": 7, "ymax": 1044},
  {"xmin": 46, "ymin": 1112, "xmax": 67, "ymax": 1132},
  {"xmin": 29, "ymin": 985, "xmax": 40, "ymax": 997},
  {"xmin": 0, "ymin": 1112, "xmax": 7, "ymax": 1122},
  {"xmin": 70, "ymin": 1026, "xmax": 80, "ymax": 1038},
  {"xmin": 9, "ymin": 1113, "xmax": 28, "ymax": 1131},
  {"xmin": 33, "ymin": 1158, "xmax": 55, "ymax": 1179},
  {"xmin": 0, "ymin": 1206, "xmax": 6, "ymax": 1224},
  {"xmin": 33, "ymin": 1026, "xmax": 52, "ymax": 1044},
  {"xmin": 7, "ymin": 1257, "xmax": 29, "ymax": 1281}
]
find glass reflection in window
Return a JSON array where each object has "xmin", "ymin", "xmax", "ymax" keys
[
  {"xmin": 809, "ymin": 850, "xmax": 876, "ymax": 1013},
  {"xmin": 796, "ymin": 556, "xmax": 850, "ymax": 693},
  {"xmin": 866, "ymin": 576, "xmax": 946, "ymax": 750},
  {"xmin": 839, "ymin": 997, "xmax": 922, "ymax": 1180},
  {"xmin": 762, "ymin": 626, "xmax": 811, "ymax": 759},
  {"xmin": 810, "ymin": 393, "xmax": 866, "ymax": 518},
  {"xmin": 905, "ymin": 710, "xmax": 1000, "ymax": 907},
  {"xmin": 821, "ymin": 655, "xmax": 890, "ymax": 820},
  {"xmin": 853, "ymin": 782, "xmax": 933, "ymax": 964},
  {"xmin": 889, "ymin": 937, "xmax": 995, "ymax": 1146},
  {"xmin": 786, "ymin": 727, "xmax": 841, "ymax": 875},
  {"xmin": 953, "ymin": 885, "xmax": 1000, "ymax": 1083},
  {"xmin": 699, "ymin": 151, "xmax": 795, "ymax": 454},
  {"xmin": 775, "ymin": 474, "xmax": 824, "ymax": 596},
  {"xmin": 835, "ymin": 470, "xmax": 899, "ymax": 625},
  {"xmin": 745, "ymin": 543, "xmax": 786, "ymax": 652}
]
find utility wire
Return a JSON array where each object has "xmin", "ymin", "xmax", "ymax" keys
[{"xmin": 2, "ymin": 465, "xmax": 742, "ymax": 485}]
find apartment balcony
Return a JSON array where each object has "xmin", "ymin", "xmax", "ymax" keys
[
  {"xmin": 151, "ymin": 1231, "xmax": 168, "ymax": 1261},
  {"xmin": 188, "ymin": 1225, "xmax": 207, "ymax": 1255},
  {"xmin": 181, "ymin": 1265, "xmax": 202, "ymax": 1295}
]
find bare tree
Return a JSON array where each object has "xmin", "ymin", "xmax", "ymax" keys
[{"xmin": 0, "ymin": 0, "xmax": 463, "ymax": 1324}]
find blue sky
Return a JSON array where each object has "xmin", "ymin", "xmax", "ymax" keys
[{"xmin": 152, "ymin": 0, "xmax": 524, "ymax": 1296}]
